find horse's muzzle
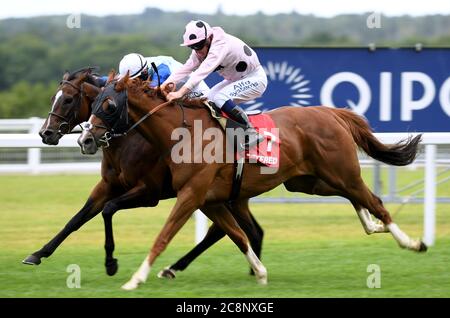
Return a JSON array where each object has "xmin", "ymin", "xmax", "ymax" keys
[
  {"xmin": 39, "ymin": 128, "xmax": 60, "ymax": 145},
  {"xmin": 77, "ymin": 130, "xmax": 98, "ymax": 155}
]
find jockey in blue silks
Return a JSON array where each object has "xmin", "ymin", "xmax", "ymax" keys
[{"xmin": 99, "ymin": 53, "xmax": 210, "ymax": 95}]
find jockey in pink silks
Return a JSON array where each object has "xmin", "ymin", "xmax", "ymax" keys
[{"xmin": 163, "ymin": 20, "xmax": 268, "ymax": 149}]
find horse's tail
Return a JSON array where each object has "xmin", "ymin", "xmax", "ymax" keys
[{"xmin": 332, "ymin": 108, "xmax": 422, "ymax": 166}]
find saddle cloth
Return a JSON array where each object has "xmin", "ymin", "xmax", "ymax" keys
[
  {"xmin": 244, "ymin": 113, "xmax": 280, "ymax": 168},
  {"xmin": 203, "ymin": 101, "xmax": 280, "ymax": 168}
]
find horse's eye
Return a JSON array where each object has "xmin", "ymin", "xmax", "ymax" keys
[
  {"xmin": 104, "ymin": 100, "xmax": 116, "ymax": 113},
  {"xmin": 65, "ymin": 97, "xmax": 73, "ymax": 104}
]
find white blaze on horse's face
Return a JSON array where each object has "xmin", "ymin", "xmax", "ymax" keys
[
  {"xmin": 81, "ymin": 121, "xmax": 93, "ymax": 132},
  {"xmin": 77, "ymin": 118, "xmax": 99, "ymax": 154},
  {"xmin": 79, "ymin": 120, "xmax": 93, "ymax": 140},
  {"xmin": 79, "ymin": 115, "xmax": 110, "ymax": 150},
  {"xmin": 51, "ymin": 90, "xmax": 63, "ymax": 112},
  {"xmin": 46, "ymin": 90, "xmax": 63, "ymax": 130}
]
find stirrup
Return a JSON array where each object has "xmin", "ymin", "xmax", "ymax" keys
[{"xmin": 241, "ymin": 131, "xmax": 264, "ymax": 150}]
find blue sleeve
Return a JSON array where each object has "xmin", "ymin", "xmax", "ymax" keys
[
  {"xmin": 98, "ymin": 76, "xmax": 108, "ymax": 87},
  {"xmin": 150, "ymin": 64, "xmax": 171, "ymax": 87}
]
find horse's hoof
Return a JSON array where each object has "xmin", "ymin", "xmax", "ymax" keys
[
  {"xmin": 157, "ymin": 267, "xmax": 176, "ymax": 279},
  {"xmin": 121, "ymin": 281, "xmax": 138, "ymax": 291},
  {"xmin": 418, "ymin": 241, "xmax": 428, "ymax": 252},
  {"xmin": 22, "ymin": 254, "xmax": 41, "ymax": 265},
  {"xmin": 256, "ymin": 275, "xmax": 268, "ymax": 285},
  {"xmin": 105, "ymin": 258, "xmax": 118, "ymax": 276},
  {"xmin": 255, "ymin": 268, "xmax": 268, "ymax": 285}
]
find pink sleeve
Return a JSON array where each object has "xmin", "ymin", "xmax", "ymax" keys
[
  {"xmin": 165, "ymin": 52, "xmax": 200, "ymax": 85},
  {"xmin": 184, "ymin": 42, "xmax": 226, "ymax": 90}
]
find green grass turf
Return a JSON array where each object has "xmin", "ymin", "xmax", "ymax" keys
[{"xmin": 0, "ymin": 174, "xmax": 449, "ymax": 298}]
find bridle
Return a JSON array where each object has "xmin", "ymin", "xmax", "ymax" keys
[
  {"xmin": 87, "ymin": 61, "xmax": 190, "ymax": 148},
  {"xmin": 91, "ymin": 91, "xmax": 188, "ymax": 149},
  {"xmin": 47, "ymin": 80, "xmax": 83, "ymax": 135}
]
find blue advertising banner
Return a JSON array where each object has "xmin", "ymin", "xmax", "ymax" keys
[{"xmin": 205, "ymin": 48, "xmax": 450, "ymax": 132}]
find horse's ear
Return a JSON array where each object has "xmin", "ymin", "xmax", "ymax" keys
[
  {"xmin": 78, "ymin": 70, "xmax": 89, "ymax": 81},
  {"xmin": 81, "ymin": 82, "xmax": 101, "ymax": 100},
  {"xmin": 116, "ymin": 71, "xmax": 130, "ymax": 91},
  {"xmin": 87, "ymin": 66, "xmax": 99, "ymax": 75},
  {"xmin": 107, "ymin": 70, "xmax": 116, "ymax": 83},
  {"xmin": 63, "ymin": 71, "xmax": 70, "ymax": 81}
]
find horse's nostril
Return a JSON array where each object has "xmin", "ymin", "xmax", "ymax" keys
[
  {"xmin": 43, "ymin": 130, "xmax": 54, "ymax": 137},
  {"xmin": 84, "ymin": 138, "xmax": 93, "ymax": 145}
]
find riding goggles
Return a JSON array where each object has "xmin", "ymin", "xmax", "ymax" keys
[{"xmin": 188, "ymin": 39, "xmax": 207, "ymax": 51}]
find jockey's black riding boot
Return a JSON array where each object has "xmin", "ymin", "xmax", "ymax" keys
[{"xmin": 222, "ymin": 100, "xmax": 264, "ymax": 149}]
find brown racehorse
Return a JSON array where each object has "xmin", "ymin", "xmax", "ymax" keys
[
  {"xmin": 78, "ymin": 73, "xmax": 426, "ymax": 290},
  {"xmin": 24, "ymin": 68, "xmax": 265, "ymax": 280}
]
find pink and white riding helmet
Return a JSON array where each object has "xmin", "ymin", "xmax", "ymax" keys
[{"xmin": 180, "ymin": 20, "xmax": 213, "ymax": 47}]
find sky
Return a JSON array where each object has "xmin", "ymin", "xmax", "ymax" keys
[{"xmin": 1, "ymin": 0, "xmax": 450, "ymax": 19}]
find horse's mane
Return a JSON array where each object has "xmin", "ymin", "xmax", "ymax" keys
[
  {"xmin": 127, "ymin": 79, "xmax": 207, "ymax": 108},
  {"xmin": 127, "ymin": 79, "xmax": 158, "ymax": 96},
  {"xmin": 66, "ymin": 66, "xmax": 100, "ymax": 81},
  {"xmin": 180, "ymin": 96, "xmax": 208, "ymax": 108}
]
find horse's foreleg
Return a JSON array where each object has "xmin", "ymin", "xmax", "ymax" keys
[
  {"xmin": 158, "ymin": 199, "xmax": 263, "ymax": 279},
  {"xmin": 101, "ymin": 183, "xmax": 152, "ymax": 276},
  {"xmin": 121, "ymin": 185, "xmax": 203, "ymax": 290},
  {"xmin": 201, "ymin": 204, "xmax": 267, "ymax": 285},
  {"xmin": 158, "ymin": 223, "xmax": 226, "ymax": 279},
  {"xmin": 247, "ymin": 212, "xmax": 264, "ymax": 257},
  {"xmin": 228, "ymin": 199, "xmax": 264, "ymax": 275},
  {"xmin": 23, "ymin": 181, "xmax": 110, "ymax": 265}
]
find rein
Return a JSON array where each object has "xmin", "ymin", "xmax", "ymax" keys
[
  {"xmin": 61, "ymin": 80, "xmax": 81, "ymax": 91},
  {"xmin": 110, "ymin": 99, "xmax": 174, "ymax": 138},
  {"xmin": 119, "ymin": 93, "xmax": 209, "ymax": 137},
  {"xmin": 47, "ymin": 80, "xmax": 84, "ymax": 135}
]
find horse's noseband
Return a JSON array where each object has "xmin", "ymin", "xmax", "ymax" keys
[{"xmin": 81, "ymin": 121, "xmax": 111, "ymax": 148}]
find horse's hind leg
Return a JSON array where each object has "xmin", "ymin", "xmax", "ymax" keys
[
  {"xmin": 351, "ymin": 202, "xmax": 389, "ymax": 235},
  {"xmin": 346, "ymin": 183, "xmax": 426, "ymax": 252},
  {"xmin": 316, "ymin": 167, "xmax": 426, "ymax": 252},
  {"xmin": 284, "ymin": 176, "xmax": 388, "ymax": 235}
]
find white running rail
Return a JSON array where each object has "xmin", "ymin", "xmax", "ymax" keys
[{"xmin": 1, "ymin": 118, "xmax": 449, "ymax": 245}]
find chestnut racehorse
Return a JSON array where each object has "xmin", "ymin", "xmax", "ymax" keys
[
  {"xmin": 24, "ymin": 68, "xmax": 264, "ymax": 280},
  {"xmin": 78, "ymin": 73, "xmax": 426, "ymax": 290}
]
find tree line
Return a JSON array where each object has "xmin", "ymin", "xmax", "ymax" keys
[{"xmin": 0, "ymin": 8, "xmax": 449, "ymax": 118}]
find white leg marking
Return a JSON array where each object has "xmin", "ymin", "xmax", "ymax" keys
[
  {"xmin": 357, "ymin": 209, "xmax": 388, "ymax": 234},
  {"xmin": 245, "ymin": 244, "xmax": 267, "ymax": 285},
  {"xmin": 387, "ymin": 223, "xmax": 422, "ymax": 251},
  {"xmin": 121, "ymin": 257, "xmax": 151, "ymax": 290}
]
